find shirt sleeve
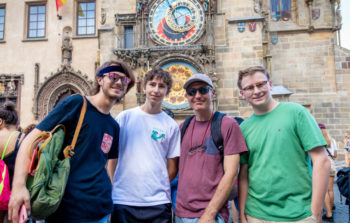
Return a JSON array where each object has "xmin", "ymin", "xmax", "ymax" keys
[
  {"xmin": 296, "ymin": 105, "xmax": 327, "ymax": 152},
  {"xmin": 108, "ymin": 122, "xmax": 119, "ymax": 159},
  {"xmin": 36, "ymin": 95, "xmax": 83, "ymax": 132},
  {"xmin": 221, "ymin": 116, "xmax": 248, "ymax": 156}
]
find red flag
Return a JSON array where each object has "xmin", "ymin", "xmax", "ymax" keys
[{"xmin": 56, "ymin": 0, "xmax": 66, "ymax": 12}]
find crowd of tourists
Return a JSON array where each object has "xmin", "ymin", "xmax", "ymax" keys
[{"xmin": 0, "ymin": 60, "xmax": 348, "ymax": 223}]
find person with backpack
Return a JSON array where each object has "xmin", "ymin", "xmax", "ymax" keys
[
  {"xmin": 110, "ymin": 67, "xmax": 180, "ymax": 223},
  {"xmin": 174, "ymin": 73, "xmax": 248, "ymax": 223},
  {"xmin": 8, "ymin": 60, "xmax": 135, "ymax": 223},
  {"xmin": 0, "ymin": 102, "xmax": 24, "ymax": 222},
  {"xmin": 237, "ymin": 66, "xmax": 330, "ymax": 223}
]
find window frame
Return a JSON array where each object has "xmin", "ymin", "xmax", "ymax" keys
[
  {"xmin": 26, "ymin": 2, "xmax": 47, "ymax": 39},
  {"xmin": 0, "ymin": 5, "xmax": 5, "ymax": 40},
  {"xmin": 124, "ymin": 26, "xmax": 134, "ymax": 49},
  {"xmin": 76, "ymin": 0, "xmax": 96, "ymax": 36}
]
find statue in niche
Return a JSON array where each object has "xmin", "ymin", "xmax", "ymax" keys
[
  {"xmin": 100, "ymin": 8, "xmax": 106, "ymax": 25},
  {"xmin": 254, "ymin": 0, "xmax": 262, "ymax": 14},
  {"xmin": 137, "ymin": 0, "xmax": 149, "ymax": 15},
  {"xmin": 62, "ymin": 35, "xmax": 73, "ymax": 65},
  {"xmin": 7, "ymin": 80, "xmax": 16, "ymax": 96},
  {"xmin": 335, "ymin": 2, "xmax": 342, "ymax": 28}
]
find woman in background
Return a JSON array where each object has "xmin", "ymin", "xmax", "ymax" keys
[
  {"xmin": 0, "ymin": 102, "xmax": 24, "ymax": 223},
  {"xmin": 319, "ymin": 123, "xmax": 337, "ymax": 222}
]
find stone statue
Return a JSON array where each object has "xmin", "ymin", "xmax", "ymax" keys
[
  {"xmin": 336, "ymin": 2, "xmax": 342, "ymax": 28},
  {"xmin": 62, "ymin": 36, "xmax": 73, "ymax": 65},
  {"xmin": 7, "ymin": 80, "xmax": 16, "ymax": 95},
  {"xmin": 254, "ymin": 0, "xmax": 262, "ymax": 14},
  {"xmin": 100, "ymin": 8, "xmax": 106, "ymax": 25}
]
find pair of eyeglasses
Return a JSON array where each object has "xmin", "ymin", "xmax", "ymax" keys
[
  {"xmin": 242, "ymin": 81, "xmax": 269, "ymax": 94},
  {"xmin": 103, "ymin": 73, "xmax": 131, "ymax": 86},
  {"xmin": 186, "ymin": 86, "xmax": 212, "ymax": 96}
]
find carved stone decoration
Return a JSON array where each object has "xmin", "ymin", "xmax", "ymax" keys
[
  {"xmin": 33, "ymin": 65, "xmax": 93, "ymax": 121},
  {"xmin": 335, "ymin": 2, "xmax": 342, "ymax": 28},
  {"xmin": 254, "ymin": 0, "xmax": 262, "ymax": 14},
  {"xmin": 62, "ymin": 27, "xmax": 73, "ymax": 65},
  {"xmin": 137, "ymin": 0, "xmax": 149, "ymax": 15},
  {"xmin": 115, "ymin": 13, "xmax": 137, "ymax": 26},
  {"xmin": 101, "ymin": 8, "xmax": 106, "ymax": 25},
  {"xmin": 113, "ymin": 44, "xmax": 215, "ymax": 70}
]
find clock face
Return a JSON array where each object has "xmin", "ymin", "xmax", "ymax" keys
[
  {"xmin": 148, "ymin": 0, "xmax": 205, "ymax": 46},
  {"xmin": 162, "ymin": 61, "xmax": 199, "ymax": 109}
]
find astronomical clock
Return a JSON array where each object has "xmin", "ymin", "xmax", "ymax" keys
[
  {"xmin": 161, "ymin": 61, "xmax": 199, "ymax": 109},
  {"xmin": 148, "ymin": 0, "xmax": 205, "ymax": 46}
]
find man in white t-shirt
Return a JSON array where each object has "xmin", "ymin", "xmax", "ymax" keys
[{"xmin": 109, "ymin": 67, "xmax": 181, "ymax": 223}]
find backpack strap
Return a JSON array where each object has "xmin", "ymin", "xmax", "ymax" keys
[
  {"xmin": 181, "ymin": 115, "xmax": 195, "ymax": 143},
  {"xmin": 63, "ymin": 96, "xmax": 87, "ymax": 158},
  {"xmin": 211, "ymin": 112, "xmax": 226, "ymax": 164},
  {"xmin": 1, "ymin": 131, "xmax": 19, "ymax": 160}
]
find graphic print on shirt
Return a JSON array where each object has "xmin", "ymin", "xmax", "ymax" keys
[
  {"xmin": 101, "ymin": 133, "xmax": 113, "ymax": 153},
  {"xmin": 151, "ymin": 127, "xmax": 166, "ymax": 142}
]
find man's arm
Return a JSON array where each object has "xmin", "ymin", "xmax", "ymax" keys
[
  {"xmin": 238, "ymin": 164, "xmax": 249, "ymax": 223},
  {"xmin": 106, "ymin": 159, "xmax": 118, "ymax": 182},
  {"xmin": 167, "ymin": 157, "xmax": 179, "ymax": 182},
  {"xmin": 198, "ymin": 154, "xmax": 240, "ymax": 223},
  {"xmin": 8, "ymin": 128, "xmax": 42, "ymax": 222},
  {"xmin": 308, "ymin": 146, "xmax": 331, "ymax": 223}
]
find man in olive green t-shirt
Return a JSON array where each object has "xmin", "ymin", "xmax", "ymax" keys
[{"xmin": 237, "ymin": 66, "xmax": 330, "ymax": 223}]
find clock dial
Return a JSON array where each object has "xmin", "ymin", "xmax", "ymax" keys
[
  {"xmin": 148, "ymin": 0, "xmax": 205, "ymax": 46},
  {"xmin": 162, "ymin": 61, "xmax": 199, "ymax": 109}
]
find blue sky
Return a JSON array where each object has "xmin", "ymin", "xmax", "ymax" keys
[{"xmin": 341, "ymin": 1, "xmax": 350, "ymax": 49}]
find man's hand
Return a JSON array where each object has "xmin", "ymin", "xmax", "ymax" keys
[
  {"xmin": 239, "ymin": 214, "xmax": 248, "ymax": 223},
  {"xmin": 8, "ymin": 185, "xmax": 31, "ymax": 223}
]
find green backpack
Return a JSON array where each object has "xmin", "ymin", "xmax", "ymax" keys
[{"xmin": 26, "ymin": 96, "xmax": 86, "ymax": 220}]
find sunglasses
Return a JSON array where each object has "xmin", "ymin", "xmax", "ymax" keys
[
  {"xmin": 103, "ymin": 73, "xmax": 131, "ymax": 86},
  {"xmin": 186, "ymin": 86, "xmax": 212, "ymax": 96}
]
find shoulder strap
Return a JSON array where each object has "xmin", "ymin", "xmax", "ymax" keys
[
  {"xmin": 181, "ymin": 115, "xmax": 195, "ymax": 143},
  {"xmin": 325, "ymin": 147, "xmax": 335, "ymax": 160},
  {"xmin": 63, "ymin": 95, "xmax": 87, "ymax": 158},
  {"xmin": 1, "ymin": 130, "xmax": 19, "ymax": 160},
  {"xmin": 14, "ymin": 132, "xmax": 23, "ymax": 151},
  {"xmin": 211, "ymin": 111, "xmax": 226, "ymax": 163}
]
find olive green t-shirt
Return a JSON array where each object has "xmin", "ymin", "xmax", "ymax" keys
[{"xmin": 240, "ymin": 103, "xmax": 326, "ymax": 221}]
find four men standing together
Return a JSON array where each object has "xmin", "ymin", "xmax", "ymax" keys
[{"xmin": 9, "ymin": 61, "xmax": 330, "ymax": 223}]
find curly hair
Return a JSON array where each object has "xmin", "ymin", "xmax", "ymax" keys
[
  {"xmin": 143, "ymin": 67, "xmax": 173, "ymax": 95},
  {"xmin": 90, "ymin": 60, "xmax": 135, "ymax": 96}
]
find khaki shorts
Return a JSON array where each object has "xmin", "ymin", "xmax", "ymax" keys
[{"xmin": 246, "ymin": 215, "xmax": 317, "ymax": 223}]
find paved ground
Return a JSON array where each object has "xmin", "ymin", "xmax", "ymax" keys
[{"xmin": 329, "ymin": 160, "xmax": 349, "ymax": 223}]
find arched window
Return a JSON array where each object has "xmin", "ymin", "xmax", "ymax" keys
[{"xmin": 270, "ymin": 0, "xmax": 291, "ymax": 21}]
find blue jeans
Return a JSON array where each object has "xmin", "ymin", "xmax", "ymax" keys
[
  {"xmin": 174, "ymin": 214, "xmax": 225, "ymax": 223},
  {"xmin": 82, "ymin": 215, "xmax": 109, "ymax": 223}
]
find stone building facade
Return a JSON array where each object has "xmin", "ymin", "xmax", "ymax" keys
[{"xmin": 0, "ymin": 0, "xmax": 350, "ymax": 154}]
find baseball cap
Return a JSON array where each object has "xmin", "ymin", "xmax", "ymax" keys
[
  {"xmin": 183, "ymin": 73, "xmax": 213, "ymax": 89},
  {"xmin": 318, "ymin": 123, "xmax": 326, "ymax": 129}
]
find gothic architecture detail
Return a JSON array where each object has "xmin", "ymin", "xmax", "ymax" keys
[{"xmin": 33, "ymin": 65, "xmax": 93, "ymax": 121}]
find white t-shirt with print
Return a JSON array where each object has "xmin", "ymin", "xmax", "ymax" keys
[{"xmin": 112, "ymin": 106, "xmax": 180, "ymax": 206}]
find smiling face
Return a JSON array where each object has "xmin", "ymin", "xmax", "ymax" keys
[
  {"xmin": 240, "ymin": 71, "xmax": 274, "ymax": 111},
  {"xmin": 143, "ymin": 77, "xmax": 169, "ymax": 107},
  {"xmin": 98, "ymin": 71, "xmax": 129, "ymax": 100},
  {"xmin": 185, "ymin": 81, "xmax": 214, "ymax": 112}
]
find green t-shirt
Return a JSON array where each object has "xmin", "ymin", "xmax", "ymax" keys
[{"xmin": 240, "ymin": 102, "xmax": 326, "ymax": 222}]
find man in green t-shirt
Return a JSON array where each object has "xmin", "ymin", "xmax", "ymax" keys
[{"xmin": 237, "ymin": 66, "xmax": 330, "ymax": 223}]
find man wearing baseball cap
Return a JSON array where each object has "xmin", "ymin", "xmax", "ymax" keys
[{"xmin": 175, "ymin": 73, "xmax": 247, "ymax": 223}]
